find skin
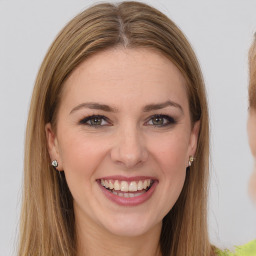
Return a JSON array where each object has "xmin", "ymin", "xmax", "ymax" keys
[
  {"xmin": 46, "ymin": 47, "xmax": 200, "ymax": 256},
  {"xmin": 248, "ymin": 109, "xmax": 256, "ymax": 204}
]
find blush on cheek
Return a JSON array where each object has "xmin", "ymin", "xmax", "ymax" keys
[
  {"xmin": 159, "ymin": 144, "xmax": 187, "ymax": 186},
  {"xmin": 247, "ymin": 113, "xmax": 256, "ymax": 205},
  {"xmin": 158, "ymin": 138, "xmax": 189, "ymax": 169},
  {"xmin": 248, "ymin": 112, "xmax": 256, "ymax": 158},
  {"xmin": 249, "ymin": 165, "xmax": 256, "ymax": 205}
]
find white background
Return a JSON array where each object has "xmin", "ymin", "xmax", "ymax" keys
[{"xmin": 1, "ymin": 0, "xmax": 256, "ymax": 255}]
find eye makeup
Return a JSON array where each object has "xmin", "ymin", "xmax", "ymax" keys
[
  {"xmin": 78, "ymin": 113, "xmax": 177, "ymax": 129},
  {"xmin": 79, "ymin": 115, "xmax": 112, "ymax": 127},
  {"xmin": 145, "ymin": 114, "xmax": 177, "ymax": 127}
]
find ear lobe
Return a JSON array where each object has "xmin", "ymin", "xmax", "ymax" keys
[
  {"xmin": 45, "ymin": 123, "xmax": 62, "ymax": 170},
  {"xmin": 189, "ymin": 120, "xmax": 200, "ymax": 156}
]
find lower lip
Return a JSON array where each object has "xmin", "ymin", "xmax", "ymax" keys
[{"xmin": 98, "ymin": 181, "xmax": 158, "ymax": 206}]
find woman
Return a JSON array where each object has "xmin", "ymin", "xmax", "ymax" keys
[
  {"xmin": 248, "ymin": 34, "xmax": 256, "ymax": 205},
  {"xmin": 18, "ymin": 2, "xmax": 214, "ymax": 256},
  {"xmin": 243, "ymin": 34, "xmax": 256, "ymax": 256},
  {"xmin": 215, "ymin": 34, "xmax": 256, "ymax": 256}
]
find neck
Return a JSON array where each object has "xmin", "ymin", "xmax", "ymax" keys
[{"xmin": 75, "ymin": 214, "xmax": 162, "ymax": 256}]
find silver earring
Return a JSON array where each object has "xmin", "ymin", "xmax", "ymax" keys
[
  {"xmin": 188, "ymin": 156, "xmax": 195, "ymax": 167},
  {"xmin": 51, "ymin": 160, "xmax": 58, "ymax": 168}
]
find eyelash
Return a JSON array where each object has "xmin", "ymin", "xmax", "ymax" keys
[
  {"xmin": 145, "ymin": 114, "xmax": 176, "ymax": 127},
  {"xmin": 79, "ymin": 115, "xmax": 110, "ymax": 127},
  {"xmin": 79, "ymin": 114, "xmax": 176, "ymax": 127}
]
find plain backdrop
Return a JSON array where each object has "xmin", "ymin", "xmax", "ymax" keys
[{"xmin": 1, "ymin": 0, "xmax": 256, "ymax": 255}]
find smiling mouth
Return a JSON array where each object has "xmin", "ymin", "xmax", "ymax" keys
[{"xmin": 99, "ymin": 179, "xmax": 154, "ymax": 198}]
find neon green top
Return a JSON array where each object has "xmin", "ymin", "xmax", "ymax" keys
[{"xmin": 215, "ymin": 240, "xmax": 256, "ymax": 256}]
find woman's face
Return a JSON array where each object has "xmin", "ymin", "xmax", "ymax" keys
[{"xmin": 46, "ymin": 47, "xmax": 199, "ymax": 237}]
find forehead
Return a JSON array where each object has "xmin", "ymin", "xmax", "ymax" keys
[{"xmin": 60, "ymin": 47, "xmax": 188, "ymax": 111}]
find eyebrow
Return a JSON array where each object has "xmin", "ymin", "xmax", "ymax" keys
[
  {"xmin": 143, "ymin": 100, "xmax": 183, "ymax": 113},
  {"xmin": 70, "ymin": 102, "xmax": 118, "ymax": 114},
  {"xmin": 70, "ymin": 100, "xmax": 183, "ymax": 114}
]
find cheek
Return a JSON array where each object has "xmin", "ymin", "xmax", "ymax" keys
[
  {"xmin": 248, "ymin": 116, "xmax": 256, "ymax": 158},
  {"xmin": 57, "ymin": 131, "xmax": 108, "ymax": 185},
  {"xmin": 149, "ymin": 131, "xmax": 190, "ymax": 173},
  {"xmin": 249, "ymin": 168, "xmax": 256, "ymax": 204},
  {"xmin": 57, "ymin": 131, "xmax": 112, "ymax": 212},
  {"xmin": 147, "ymin": 130, "xmax": 189, "ymax": 206},
  {"xmin": 148, "ymin": 133, "xmax": 188, "ymax": 214}
]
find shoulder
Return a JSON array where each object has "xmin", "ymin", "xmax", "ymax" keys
[
  {"xmin": 215, "ymin": 240, "xmax": 256, "ymax": 256},
  {"xmin": 234, "ymin": 240, "xmax": 256, "ymax": 256},
  {"xmin": 214, "ymin": 248, "xmax": 234, "ymax": 256}
]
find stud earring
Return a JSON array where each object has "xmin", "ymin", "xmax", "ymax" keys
[
  {"xmin": 51, "ymin": 160, "xmax": 58, "ymax": 168},
  {"xmin": 188, "ymin": 156, "xmax": 195, "ymax": 167}
]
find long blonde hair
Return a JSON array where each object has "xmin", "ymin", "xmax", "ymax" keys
[
  {"xmin": 19, "ymin": 2, "xmax": 213, "ymax": 255},
  {"xmin": 249, "ymin": 34, "xmax": 256, "ymax": 109}
]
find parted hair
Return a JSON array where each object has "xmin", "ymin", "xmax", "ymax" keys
[
  {"xmin": 249, "ymin": 34, "xmax": 256, "ymax": 109},
  {"xmin": 19, "ymin": 2, "xmax": 214, "ymax": 256}
]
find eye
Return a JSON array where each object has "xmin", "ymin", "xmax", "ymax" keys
[
  {"xmin": 146, "ymin": 114, "xmax": 176, "ymax": 127},
  {"xmin": 79, "ymin": 115, "xmax": 110, "ymax": 127}
]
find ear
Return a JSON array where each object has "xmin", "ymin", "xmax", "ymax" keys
[
  {"xmin": 45, "ymin": 123, "xmax": 63, "ymax": 171},
  {"xmin": 187, "ymin": 120, "xmax": 200, "ymax": 160}
]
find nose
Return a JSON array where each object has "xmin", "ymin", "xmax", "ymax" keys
[{"xmin": 110, "ymin": 126, "xmax": 148, "ymax": 168}]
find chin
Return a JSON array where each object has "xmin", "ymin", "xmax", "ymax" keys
[{"xmin": 101, "ymin": 214, "xmax": 160, "ymax": 237}]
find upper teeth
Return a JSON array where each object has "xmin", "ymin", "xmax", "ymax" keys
[{"xmin": 100, "ymin": 179, "xmax": 151, "ymax": 192}]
